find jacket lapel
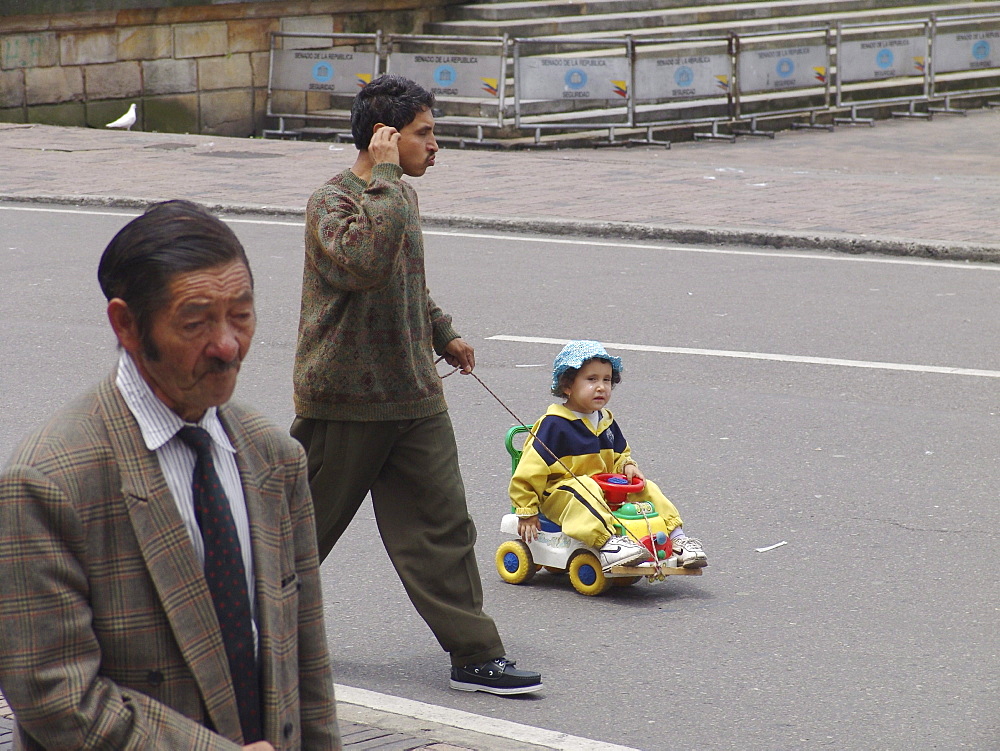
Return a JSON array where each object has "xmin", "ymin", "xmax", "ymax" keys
[{"xmin": 96, "ymin": 375, "xmax": 244, "ymax": 741}]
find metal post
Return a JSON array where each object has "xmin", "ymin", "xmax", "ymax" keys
[
  {"xmin": 923, "ymin": 18, "xmax": 932, "ymax": 102},
  {"xmin": 925, "ymin": 15, "xmax": 965, "ymax": 116},
  {"xmin": 890, "ymin": 20, "xmax": 932, "ymax": 120},
  {"xmin": 626, "ymin": 35, "xmax": 636, "ymax": 129},
  {"xmin": 513, "ymin": 41, "xmax": 522, "ymax": 130},
  {"xmin": 824, "ymin": 23, "xmax": 833, "ymax": 110},
  {"xmin": 835, "ymin": 22, "xmax": 843, "ymax": 108},
  {"xmin": 498, "ymin": 33, "xmax": 509, "ymax": 130},
  {"xmin": 731, "ymin": 32, "xmax": 742, "ymax": 123},
  {"xmin": 692, "ymin": 34, "xmax": 739, "ymax": 144},
  {"xmin": 265, "ymin": 34, "xmax": 277, "ymax": 132}
]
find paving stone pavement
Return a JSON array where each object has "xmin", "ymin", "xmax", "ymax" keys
[
  {"xmin": 1, "ymin": 108, "xmax": 998, "ymax": 260},
  {"xmin": 0, "ymin": 688, "xmax": 541, "ymax": 750}
]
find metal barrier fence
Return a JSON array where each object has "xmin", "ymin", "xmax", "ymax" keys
[
  {"xmin": 385, "ymin": 33, "xmax": 510, "ymax": 138},
  {"xmin": 264, "ymin": 13, "xmax": 1000, "ymax": 143},
  {"xmin": 264, "ymin": 31, "xmax": 508, "ymax": 141},
  {"xmin": 833, "ymin": 20, "xmax": 930, "ymax": 123},
  {"xmin": 511, "ymin": 38, "xmax": 632, "ymax": 140},
  {"xmin": 264, "ymin": 32, "xmax": 381, "ymax": 139},
  {"xmin": 929, "ymin": 13, "xmax": 1000, "ymax": 113}
]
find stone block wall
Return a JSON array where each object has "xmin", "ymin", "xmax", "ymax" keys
[{"xmin": 0, "ymin": 0, "xmax": 462, "ymax": 136}]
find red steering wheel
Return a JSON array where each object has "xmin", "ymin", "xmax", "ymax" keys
[{"xmin": 593, "ymin": 473, "xmax": 645, "ymax": 508}]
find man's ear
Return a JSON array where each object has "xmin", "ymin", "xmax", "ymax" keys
[
  {"xmin": 372, "ymin": 122, "xmax": 386, "ymax": 134},
  {"xmin": 107, "ymin": 298, "xmax": 141, "ymax": 354}
]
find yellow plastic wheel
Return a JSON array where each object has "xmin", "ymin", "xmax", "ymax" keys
[
  {"xmin": 496, "ymin": 540, "xmax": 536, "ymax": 585},
  {"xmin": 611, "ymin": 576, "xmax": 642, "ymax": 587},
  {"xmin": 568, "ymin": 551, "xmax": 612, "ymax": 596}
]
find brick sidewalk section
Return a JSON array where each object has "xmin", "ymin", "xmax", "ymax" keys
[
  {"xmin": 0, "ymin": 694, "xmax": 511, "ymax": 751},
  {"xmin": 1, "ymin": 109, "xmax": 998, "ymax": 260},
  {"xmin": 0, "ymin": 688, "xmax": 556, "ymax": 750}
]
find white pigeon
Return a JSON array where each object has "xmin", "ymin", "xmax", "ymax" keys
[{"xmin": 105, "ymin": 103, "xmax": 137, "ymax": 131}]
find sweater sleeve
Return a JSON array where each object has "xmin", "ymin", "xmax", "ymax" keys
[
  {"xmin": 427, "ymin": 292, "xmax": 460, "ymax": 355},
  {"xmin": 307, "ymin": 162, "xmax": 409, "ymax": 291}
]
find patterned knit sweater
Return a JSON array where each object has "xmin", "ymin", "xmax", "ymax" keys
[{"xmin": 293, "ymin": 163, "xmax": 460, "ymax": 421}]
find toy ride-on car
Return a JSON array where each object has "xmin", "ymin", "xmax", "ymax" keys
[{"xmin": 496, "ymin": 426, "xmax": 704, "ymax": 596}]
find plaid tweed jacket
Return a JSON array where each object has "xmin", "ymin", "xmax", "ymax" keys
[{"xmin": 0, "ymin": 374, "xmax": 340, "ymax": 750}]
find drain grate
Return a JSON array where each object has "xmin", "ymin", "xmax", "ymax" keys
[
  {"xmin": 143, "ymin": 143, "xmax": 198, "ymax": 150},
  {"xmin": 192, "ymin": 151, "xmax": 284, "ymax": 159}
]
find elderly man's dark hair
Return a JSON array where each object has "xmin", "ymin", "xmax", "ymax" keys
[
  {"xmin": 97, "ymin": 199, "xmax": 253, "ymax": 359},
  {"xmin": 351, "ymin": 74, "xmax": 435, "ymax": 150}
]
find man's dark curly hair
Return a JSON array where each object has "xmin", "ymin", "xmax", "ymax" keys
[{"xmin": 351, "ymin": 74, "xmax": 435, "ymax": 150}]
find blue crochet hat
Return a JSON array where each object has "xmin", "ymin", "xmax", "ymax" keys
[{"xmin": 551, "ymin": 340, "xmax": 623, "ymax": 394}]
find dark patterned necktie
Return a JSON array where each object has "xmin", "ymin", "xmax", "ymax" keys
[{"xmin": 177, "ymin": 425, "xmax": 263, "ymax": 743}]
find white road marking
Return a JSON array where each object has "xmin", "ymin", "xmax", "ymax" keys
[
  {"xmin": 335, "ymin": 683, "xmax": 641, "ymax": 751},
  {"xmin": 1, "ymin": 204, "xmax": 997, "ymax": 271},
  {"xmin": 755, "ymin": 541, "xmax": 789, "ymax": 553},
  {"xmin": 488, "ymin": 335, "xmax": 1000, "ymax": 379}
]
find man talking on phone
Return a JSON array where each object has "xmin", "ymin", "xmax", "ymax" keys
[{"xmin": 290, "ymin": 75, "xmax": 543, "ymax": 696}]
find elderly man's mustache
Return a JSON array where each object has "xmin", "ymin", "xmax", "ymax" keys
[{"xmin": 206, "ymin": 358, "xmax": 241, "ymax": 374}]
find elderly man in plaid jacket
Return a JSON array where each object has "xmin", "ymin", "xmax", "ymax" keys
[{"xmin": 0, "ymin": 201, "xmax": 339, "ymax": 750}]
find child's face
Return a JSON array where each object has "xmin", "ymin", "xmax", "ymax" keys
[{"xmin": 563, "ymin": 359, "xmax": 614, "ymax": 413}]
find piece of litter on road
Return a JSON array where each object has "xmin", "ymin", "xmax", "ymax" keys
[{"xmin": 755, "ymin": 541, "xmax": 788, "ymax": 553}]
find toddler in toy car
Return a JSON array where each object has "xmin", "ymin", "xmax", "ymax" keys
[{"xmin": 509, "ymin": 340, "xmax": 708, "ymax": 570}]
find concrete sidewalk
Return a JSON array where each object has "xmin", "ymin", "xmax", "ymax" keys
[{"xmin": 1, "ymin": 108, "xmax": 998, "ymax": 260}]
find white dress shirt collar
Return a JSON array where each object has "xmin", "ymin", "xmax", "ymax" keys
[{"xmin": 115, "ymin": 351, "xmax": 235, "ymax": 453}]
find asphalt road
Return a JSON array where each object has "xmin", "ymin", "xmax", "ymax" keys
[{"xmin": 1, "ymin": 203, "xmax": 997, "ymax": 750}]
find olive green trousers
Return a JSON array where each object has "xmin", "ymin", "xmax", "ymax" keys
[{"xmin": 291, "ymin": 411, "xmax": 504, "ymax": 668}]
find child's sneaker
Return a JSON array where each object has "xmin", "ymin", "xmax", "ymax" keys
[
  {"xmin": 673, "ymin": 537, "xmax": 708, "ymax": 568},
  {"xmin": 598, "ymin": 536, "xmax": 650, "ymax": 570}
]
